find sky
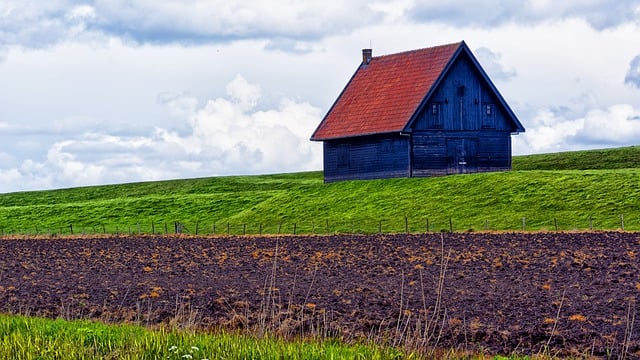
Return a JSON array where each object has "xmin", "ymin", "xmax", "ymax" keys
[{"xmin": 1, "ymin": 1, "xmax": 640, "ymax": 193}]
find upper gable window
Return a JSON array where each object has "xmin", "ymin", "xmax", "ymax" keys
[
  {"xmin": 482, "ymin": 103, "xmax": 495, "ymax": 129},
  {"xmin": 428, "ymin": 102, "xmax": 442, "ymax": 129},
  {"xmin": 485, "ymin": 104, "xmax": 493, "ymax": 116}
]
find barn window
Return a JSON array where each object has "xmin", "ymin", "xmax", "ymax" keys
[
  {"xmin": 485, "ymin": 104, "xmax": 493, "ymax": 116},
  {"xmin": 482, "ymin": 103, "xmax": 495, "ymax": 129},
  {"xmin": 428, "ymin": 102, "xmax": 442, "ymax": 129}
]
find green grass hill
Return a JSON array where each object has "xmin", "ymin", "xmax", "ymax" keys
[{"xmin": 1, "ymin": 146, "xmax": 639, "ymax": 234}]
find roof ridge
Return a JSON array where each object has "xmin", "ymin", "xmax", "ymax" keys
[{"xmin": 372, "ymin": 41, "xmax": 462, "ymax": 60}]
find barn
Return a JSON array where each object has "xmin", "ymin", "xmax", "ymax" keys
[{"xmin": 310, "ymin": 41, "xmax": 525, "ymax": 183}]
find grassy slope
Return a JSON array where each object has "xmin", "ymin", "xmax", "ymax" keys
[
  {"xmin": 1, "ymin": 147, "xmax": 639, "ymax": 233},
  {"xmin": 512, "ymin": 145, "xmax": 640, "ymax": 170}
]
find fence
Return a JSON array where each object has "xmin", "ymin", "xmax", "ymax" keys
[{"xmin": 1, "ymin": 214, "xmax": 637, "ymax": 237}]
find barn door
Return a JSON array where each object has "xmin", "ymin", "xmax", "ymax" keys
[{"xmin": 446, "ymin": 138, "xmax": 477, "ymax": 174}]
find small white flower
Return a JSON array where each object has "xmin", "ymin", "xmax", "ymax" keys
[
  {"xmin": 190, "ymin": 346, "xmax": 199, "ymax": 352},
  {"xmin": 169, "ymin": 345, "xmax": 178, "ymax": 352},
  {"xmin": 182, "ymin": 355, "xmax": 193, "ymax": 359}
]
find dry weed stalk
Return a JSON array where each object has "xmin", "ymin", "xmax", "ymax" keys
[
  {"xmin": 255, "ymin": 236, "xmax": 330, "ymax": 340},
  {"xmin": 258, "ymin": 236, "xmax": 279, "ymax": 337},
  {"xmin": 394, "ymin": 269, "xmax": 405, "ymax": 346},
  {"xmin": 424, "ymin": 234, "xmax": 451, "ymax": 349},
  {"xmin": 544, "ymin": 287, "xmax": 566, "ymax": 353},
  {"xmin": 169, "ymin": 295, "xmax": 200, "ymax": 331},
  {"xmin": 397, "ymin": 233, "xmax": 452, "ymax": 355},
  {"xmin": 620, "ymin": 300, "xmax": 636, "ymax": 360}
]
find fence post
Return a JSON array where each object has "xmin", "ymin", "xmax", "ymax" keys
[
  {"xmin": 277, "ymin": 223, "xmax": 282, "ymax": 234},
  {"xmin": 379, "ymin": 220, "xmax": 382, "ymax": 234},
  {"xmin": 449, "ymin": 218, "xmax": 453, "ymax": 233},
  {"xmin": 522, "ymin": 217, "xmax": 526, "ymax": 231},
  {"xmin": 293, "ymin": 223, "xmax": 297, "ymax": 235},
  {"xmin": 102, "ymin": 224, "xmax": 106, "ymax": 234},
  {"xmin": 195, "ymin": 221, "xmax": 199, "ymax": 235},
  {"xmin": 164, "ymin": 222, "xmax": 168, "ymax": 234},
  {"xmin": 227, "ymin": 223, "xmax": 230, "ymax": 235},
  {"xmin": 243, "ymin": 224, "xmax": 246, "ymax": 235},
  {"xmin": 554, "ymin": 218, "xmax": 558, "ymax": 231},
  {"xmin": 620, "ymin": 214, "xmax": 625, "ymax": 231},
  {"xmin": 259, "ymin": 223, "xmax": 262, "ymax": 235},
  {"xmin": 69, "ymin": 224, "xmax": 74, "ymax": 235},
  {"xmin": 589, "ymin": 216, "xmax": 593, "ymax": 231},
  {"xmin": 325, "ymin": 219, "xmax": 329, "ymax": 234},
  {"xmin": 151, "ymin": 221, "xmax": 155, "ymax": 234},
  {"xmin": 484, "ymin": 220, "xmax": 489, "ymax": 231},
  {"xmin": 426, "ymin": 218, "xmax": 429, "ymax": 233}
]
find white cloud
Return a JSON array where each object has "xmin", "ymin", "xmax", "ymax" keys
[
  {"xmin": 91, "ymin": 0, "xmax": 384, "ymax": 43},
  {"xmin": 158, "ymin": 74, "xmax": 322, "ymax": 173},
  {"xmin": 225, "ymin": 74, "xmax": 261, "ymax": 111},
  {"xmin": 0, "ymin": 168, "xmax": 23, "ymax": 190},
  {"xmin": 0, "ymin": 75, "xmax": 323, "ymax": 192},
  {"xmin": 0, "ymin": 0, "xmax": 385, "ymax": 52},
  {"xmin": 577, "ymin": 104, "xmax": 640, "ymax": 144},
  {"xmin": 407, "ymin": 0, "xmax": 640, "ymax": 30},
  {"xmin": 514, "ymin": 104, "xmax": 640, "ymax": 154}
]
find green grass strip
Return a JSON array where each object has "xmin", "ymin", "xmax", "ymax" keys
[{"xmin": 0, "ymin": 314, "xmax": 408, "ymax": 360}]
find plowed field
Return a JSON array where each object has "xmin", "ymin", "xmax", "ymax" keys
[{"xmin": 1, "ymin": 233, "xmax": 639, "ymax": 357}]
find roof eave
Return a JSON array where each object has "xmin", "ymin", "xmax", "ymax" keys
[{"xmin": 311, "ymin": 129, "xmax": 406, "ymax": 142}]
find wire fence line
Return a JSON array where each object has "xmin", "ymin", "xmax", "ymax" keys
[{"xmin": 1, "ymin": 214, "xmax": 636, "ymax": 237}]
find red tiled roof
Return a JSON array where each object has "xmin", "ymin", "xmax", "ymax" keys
[{"xmin": 311, "ymin": 42, "xmax": 462, "ymax": 141}]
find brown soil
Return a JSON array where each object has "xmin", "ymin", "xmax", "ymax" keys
[{"xmin": 1, "ymin": 232, "xmax": 639, "ymax": 357}]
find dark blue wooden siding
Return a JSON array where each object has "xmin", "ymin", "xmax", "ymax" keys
[
  {"xmin": 323, "ymin": 135, "xmax": 409, "ymax": 182},
  {"xmin": 408, "ymin": 51, "xmax": 514, "ymax": 177},
  {"xmin": 411, "ymin": 131, "xmax": 511, "ymax": 176},
  {"xmin": 412, "ymin": 53, "xmax": 515, "ymax": 133}
]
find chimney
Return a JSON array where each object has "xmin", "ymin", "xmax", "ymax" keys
[{"xmin": 362, "ymin": 48, "xmax": 372, "ymax": 65}]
